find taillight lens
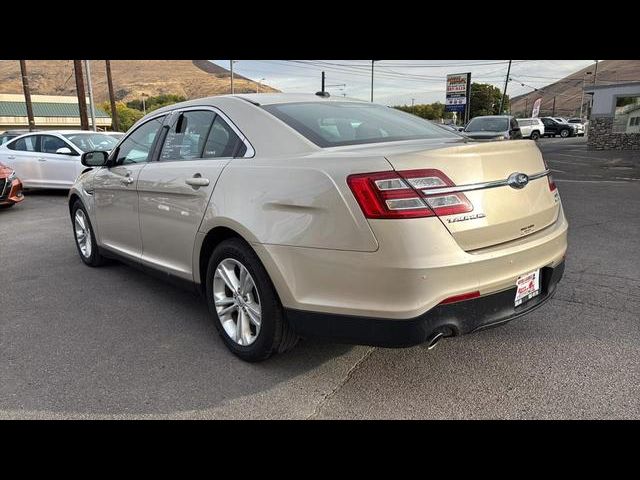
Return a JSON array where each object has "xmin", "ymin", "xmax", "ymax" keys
[
  {"xmin": 347, "ymin": 169, "xmax": 473, "ymax": 219},
  {"xmin": 541, "ymin": 156, "xmax": 557, "ymax": 191}
]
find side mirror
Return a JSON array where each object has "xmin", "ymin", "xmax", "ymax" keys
[
  {"xmin": 56, "ymin": 147, "xmax": 74, "ymax": 155},
  {"xmin": 81, "ymin": 150, "xmax": 109, "ymax": 167}
]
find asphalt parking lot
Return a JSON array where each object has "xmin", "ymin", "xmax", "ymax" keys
[{"xmin": 1, "ymin": 136, "xmax": 639, "ymax": 419}]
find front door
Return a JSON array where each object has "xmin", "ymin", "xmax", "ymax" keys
[
  {"xmin": 137, "ymin": 109, "xmax": 247, "ymax": 280},
  {"xmin": 93, "ymin": 115, "xmax": 166, "ymax": 261},
  {"xmin": 37, "ymin": 134, "xmax": 82, "ymax": 188}
]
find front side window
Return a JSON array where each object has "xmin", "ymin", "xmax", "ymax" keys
[
  {"xmin": 160, "ymin": 110, "xmax": 216, "ymax": 161},
  {"xmin": 262, "ymin": 102, "xmax": 458, "ymax": 148},
  {"xmin": 7, "ymin": 135, "xmax": 37, "ymax": 152},
  {"xmin": 116, "ymin": 117, "xmax": 164, "ymax": 164},
  {"xmin": 40, "ymin": 135, "xmax": 72, "ymax": 154}
]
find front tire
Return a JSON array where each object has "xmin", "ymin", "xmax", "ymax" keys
[
  {"xmin": 71, "ymin": 200, "xmax": 105, "ymax": 267},
  {"xmin": 560, "ymin": 129, "xmax": 570, "ymax": 138},
  {"xmin": 206, "ymin": 238, "xmax": 299, "ymax": 362},
  {"xmin": 530, "ymin": 131, "xmax": 540, "ymax": 141}
]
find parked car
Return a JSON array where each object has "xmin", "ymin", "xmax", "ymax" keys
[
  {"xmin": 540, "ymin": 117, "xmax": 576, "ymax": 138},
  {"xmin": 68, "ymin": 93, "xmax": 567, "ymax": 361},
  {"xmin": 0, "ymin": 161, "xmax": 24, "ymax": 208},
  {"xmin": 516, "ymin": 118, "xmax": 545, "ymax": 140},
  {"xmin": 567, "ymin": 118, "xmax": 586, "ymax": 136},
  {"xmin": 462, "ymin": 115, "xmax": 523, "ymax": 140},
  {"xmin": 0, "ymin": 129, "xmax": 34, "ymax": 145},
  {"xmin": 0, "ymin": 131, "xmax": 119, "ymax": 189}
]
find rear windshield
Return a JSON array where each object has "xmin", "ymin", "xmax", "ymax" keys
[
  {"xmin": 262, "ymin": 102, "xmax": 459, "ymax": 147},
  {"xmin": 63, "ymin": 133, "xmax": 118, "ymax": 152},
  {"xmin": 465, "ymin": 117, "xmax": 509, "ymax": 132}
]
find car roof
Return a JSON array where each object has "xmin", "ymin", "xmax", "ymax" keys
[{"xmin": 469, "ymin": 115, "xmax": 512, "ymax": 119}]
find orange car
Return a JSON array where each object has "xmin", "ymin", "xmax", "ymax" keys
[{"xmin": 0, "ymin": 161, "xmax": 24, "ymax": 208}]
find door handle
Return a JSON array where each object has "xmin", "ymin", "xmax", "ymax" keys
[
  {"xmin": 121, "ymin": 176, "xmax": 134, "ymax": 185},
  {"xmin": 185, "ymin": 176, "xmax": 210, "ymax": 188},
  {"xmin": 7, "ymin": 156, "xmax": 15, "ymax": 160},
  {"xmin": 38, "ymin": 157, "xmax": 47, "ymax": 162}
]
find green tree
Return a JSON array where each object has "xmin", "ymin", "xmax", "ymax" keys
[
  {"xmin": 468, "ymin": 83, "xmax": 510, "ymax": 119},
  {"xmin": 126, "ymin": 94, "xmax": 186, "ymax": 113},
  {"xmin": 394, "ymin": 102, "xmax": 453, "ymax": 121},
  {"xmin": 99, "ymin": 101, "xmax": 144, "ymax": 132}
]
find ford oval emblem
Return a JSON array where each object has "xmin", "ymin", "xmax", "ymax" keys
[{"xmin": 507, "ymin": 172, "xmax": 529, "ymax": 189}]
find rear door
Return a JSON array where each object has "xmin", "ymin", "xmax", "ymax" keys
[
  {"xmin": 37, "ymin": 134, "xmax": 82, "ymax": 188},
  {"xmin": 384, "ymin": 140, "xmax": 560, "ymax": 251},
  {"xmin": 137, "ymin": 107, "xmax": 250, "ymax": 279}
]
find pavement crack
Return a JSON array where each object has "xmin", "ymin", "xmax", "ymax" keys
[{"xmin": 306, "ymin": 346, "xmax": 376, "ymax": 420}]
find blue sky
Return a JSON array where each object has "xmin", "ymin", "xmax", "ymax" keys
[{"xmin": 211, "ymin": 60, "xmax": 596, "ymax": 105}]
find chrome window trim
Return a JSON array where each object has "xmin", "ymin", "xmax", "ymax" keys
[
  {"xmin": 165, "ymin": 105, "xmax": 255, "ymax": 158},
  {"xmin": 421, "ymin": 170, "xmax": 550, "ymax": 196}
]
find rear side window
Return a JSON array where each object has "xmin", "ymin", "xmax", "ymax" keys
[
  {"xmin": 7, "ymin": 136, "xmax": 37, "ymax": 151},
  {"xmin": 262, "ymin": 102, "xmax": 458, "ymax": 148},
  {"xmin": 203, "ymin": 116, "xmax": 242, "ymax": 158}
]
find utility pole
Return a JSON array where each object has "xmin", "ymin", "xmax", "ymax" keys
[
  {"xmin": 552, "ymin": 96, "xmax": 556, "ymax": 116},
  {"xmin": 84, "ymin": 60, "xmax": 97, "ymax": 131},
  {"xmin": 19, "ymin": 60, "xmax": 36, "ymax": 131},
  {"xmin": 370, "ymin": 60, "xmax": 376, "ymax": 102},
  {"xmin": 321, "ymin": 71, "xmax": 325, "ymax": 94},
  {"xmin": 74, "ymin": 60, "xmax": 89, "ymax": 130},
  {"xmin": 230, "ymin": 60, "xmax": 235, "ymax": 95},
  {"xmin": 524, "ymin": 97, "xmax": 528, "ymax": 117},
  {"xmin": 499, "ymin": 60, "xmax": 512, "ymax": 114},
  {"xmin": 105, "ymin": 60, "xmax": 119, "ymax": 131},
  {"xmin": 579, "ymin": 71, "xmax": 592, "ymax": 120},
  {"xmin": 593, "ymin": 60, "xmax": 599, "ymax": 86}
]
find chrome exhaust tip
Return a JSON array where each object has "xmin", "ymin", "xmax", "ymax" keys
[{"xmin": 426, "ymin": 332, "xmax": 445, "ymax": 350}]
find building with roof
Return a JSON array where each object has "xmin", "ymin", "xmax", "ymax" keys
[
  {"xmin": 0, "ymin": 94, "xmax": 111, "ymax": 131},
  {"xmin": 585, "ymin": 82, "xmax": 640, "ymax": 150}
]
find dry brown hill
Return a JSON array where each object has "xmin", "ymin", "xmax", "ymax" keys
[
  {"xmin": 0, "ymin": 60, "xmax": 278, "ymax": 103},
  {"xmin": 510, "ymin": 60, "xmax": 640, "ymax": 118}
]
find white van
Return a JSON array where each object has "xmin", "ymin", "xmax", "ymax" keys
[{"xmin": 516, "ymin": 118, "xmax": 545, "ymax": 140}]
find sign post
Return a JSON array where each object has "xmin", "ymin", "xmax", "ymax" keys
[{"xmin": 445, "ymin": 72, "xmax": 471, "ymax": 124}]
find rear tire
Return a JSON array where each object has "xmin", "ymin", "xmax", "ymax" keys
[
  {"xmin": 71, "ymin": 200, "xmax": 105, "ymax": 267},
  {"xmin": 206, "ymin": 238, "xmax": 299, "ymax": 362}
]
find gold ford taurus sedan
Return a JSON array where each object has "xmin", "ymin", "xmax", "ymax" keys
[{"xmin": 68, "ymin": 93, "xmax": 567, "ymax": 361}]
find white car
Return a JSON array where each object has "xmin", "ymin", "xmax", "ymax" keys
[
  {"xmin": 516, "ymin": 118, "xmax": 545, "ymax": 140},
  {"xmin": 567, "ymin": 118, "xmax": 586, "ymax": 136},
  {"xmin": 0, "ymin": 131, "xmax": 119, "ymax": 189}
]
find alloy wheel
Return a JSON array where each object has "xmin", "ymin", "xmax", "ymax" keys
[
  {"xmin": 213, "ymin": 258, "xmax": 262, "ymax": 346},
  {"xmin": 74, "ymin": 209, "xmax": 92, "ymax": 258}
]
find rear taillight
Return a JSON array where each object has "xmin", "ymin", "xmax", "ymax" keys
[
  {"xmin": 541, "ymin": 156, "xmax": 557, "ymax": 191},
  {"xmin": 347, "ymin": 169, "xmax": 473, "ymax": 219}
]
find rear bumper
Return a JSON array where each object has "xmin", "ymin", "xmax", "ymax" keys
[{"xmin": 286, "ymin": 260, "xmax": 564, "ymax": 347}]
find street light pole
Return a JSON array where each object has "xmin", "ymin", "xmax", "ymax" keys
[
  {"xmin": 230, "ymin": 60, "xmax": 237, "ymax": 95},
  {"xmin": 370, "ymin": 60, "xmax": 376, "ymax": 102},
  {"xmin": 84, "ymin": 60, "xmax": 97, "ymax": 131}
]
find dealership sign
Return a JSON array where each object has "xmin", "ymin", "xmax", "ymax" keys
[{"xmin": 445, "ymin": 73, "xmax": 471, "ymax": 113}]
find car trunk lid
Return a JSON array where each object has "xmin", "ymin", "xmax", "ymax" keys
[{"xmin": 385, "ymin": 140, "xmax": 561, "ymax": 251}]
